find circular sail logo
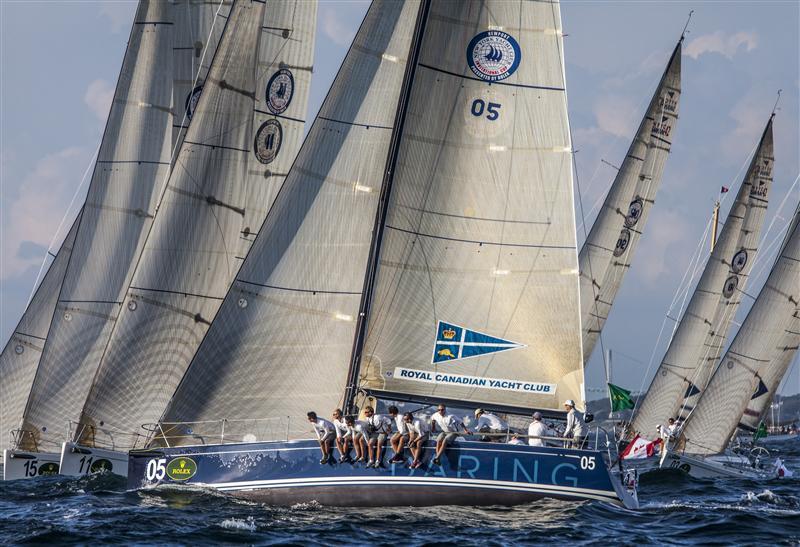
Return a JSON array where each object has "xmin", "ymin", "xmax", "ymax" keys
[
  {"xmin": 254, "ymin": 120, "xmax": 283, "ymax": 165},
  {"xmin": 166, "ymin": 457, "xmax": 197, "ymax": 481},
  {"xmin": 185, "ymin": 84, "xmax": 203, "ymax": 120},
  {"xmin": 467, "ymin": 31, "xmax": 521, "ymax": 82},
  {"xmin": 266, "ymin": 69, "xmax": 294, "ymax": 115}
]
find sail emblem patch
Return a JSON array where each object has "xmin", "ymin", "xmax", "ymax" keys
[
  {"xmin": 731, "ymin": 249, "xmax": 748, "ymax": 273},
  {"xmin": 624, "ymin": 198, "xmax": 644, "ymax": 228},
  {"xmin": 254, "ymin": 120, "xmax": 283, "ymax": 164},
  {"xmin": 467, "ymin": 31, "xmax": 521, "ymax": 82},
  {"xmin": 266, "ymin": 69, "xmax": 294, "ymax": 115},
  {"xmin": 722, "ymin": 275, "xmax": 739, "ymax": 298},
  {"xmin": 432, "ymin": 320, "xmax": 525, "ymax": 364},
  {"xmin": 185, "ymin": 84, "xmax": 203, "ymax": 120},
  {"xmin": 613, "ymin": 228, "xmax": 631, "ymax": 257}
]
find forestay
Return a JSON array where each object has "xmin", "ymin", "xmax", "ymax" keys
[
  {"xmin": 358, "ymin": 0, "xmax": 583, "ymax": 413},
  {"xmin": 77, "ymin": 0, "xmax": 317, "ymax": 448},
  {"xmin": 682, "ymin": 195, "xmax": 800, "ymax": 456},
  {"xmin": 0, "ymin": 214, "xmax": 81, "ymax": 455},
  {"xmin": 631, "ymin": 118, "xmax": 773, "ymax": 440},
  {"xmin": 158, "ymin": 0, "xmax": 421, "ymax": 444},
  {"xmin": 18, "ymin": 0, "xmax": 175, "ymax": 452},
  {"xmin": 581, "ymin": 43, "xmax": 681, "ymax": 364}
]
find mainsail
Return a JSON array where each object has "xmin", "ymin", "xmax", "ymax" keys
[
  {"xmin": 579, "ymin": 41, "xmax": 681, "ymax": 364},
  {"xmin": 0, "ymin": 214, "xmax": 81, "ymax": 455},
  {"xmin": 357, "ymin": 0, "xmax": 583, "ymax": 414},
  {"xmin": 158, "ymin": 0, "xmax": 421, "ymax": 444},
  {"xmin": 76, "ymin": 0, "xmax": 317, "ymax": 448},
  {"xmin": 631, "ymin": 117, "xmax": 773, "ymax": 439},
  {"xmin": 738, "ymin": 202, "xmax": 800, "ymax": 433},
  {"xmin": 681, "ymin": 195, "xmax": 800, "ymax": 456},
  {"xmin": 18, "ymin": 0, "xmax": 175, "ymax": 452}
]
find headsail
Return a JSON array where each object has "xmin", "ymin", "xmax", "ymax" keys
[
  {"xmin": 631, "ymin": 117, "xmax": 773, "ymax": 439},
  {"xmin": 357, "ymin": 0, "xmax": 583, "ymax": 414},
  {"xmin": 0, "ymin": 213, "xmax": 81, "ymax": 454},
  {"xmin": 681, "ymin": 196, "xmax": 800, "ymax": 456},
  {"xmin": 579, "ymin": 41, "xmax": 681, "ymax": 364},
  {"xmin": 17, "ymin": 0, "xmax": 175, "ymax": 452},
  {"xmin": 76, "ymin": 0, "xmax": 317, "ymax": 448},
  {"xmin": 157, "ymin": 0, "xmax": 422, "ymax": 444}
]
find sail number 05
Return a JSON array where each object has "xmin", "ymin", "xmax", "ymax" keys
[
  {"xmin": 470, "ymin": 99, "xmax": 501, "ymax": 121},
  {"xmin": 146, "ymin": 458, "xmax": 167, "ymax": 481}
]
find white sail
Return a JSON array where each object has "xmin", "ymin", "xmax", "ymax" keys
[
  {"xmin": 158, "ymin": 0, "xmax": 422, "ymax": 444},
  {"xmin": 358, "ymin": 0, "xmax": 583, "ymax": 413},
  {"xmin": 580, "ymin": 42, "xmax": 680, "ymax": 364},
  {"xmin": 172, "ymin": 1, "xmax": 231, "ymax": 154},
  {"xmin": 681, "ymin": 197, "xmax": 800, "ymax": 456},
  {"xmin": 631, "ymin": 118, "xmax": 773, "ymax": 439},
  {"xmin": 18, "ymin": 0, "xmax": 175, "ymax": 452},
  {"xmin": 0, "ymin": 214, "xmax": 81, "ymax": 455},
  {"xmin": 76, "ymin": 0, "xmax": 317, "ymax": 449}
]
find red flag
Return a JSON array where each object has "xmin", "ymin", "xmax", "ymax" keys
[
  {"xmin": 621, "ymin": 435, "xmax": 662, "ymax": 460},
  {"xmin": 721, "ymin": 186, "xmax": 729, "ymax": 193}
]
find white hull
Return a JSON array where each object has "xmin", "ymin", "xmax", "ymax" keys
[
  {"xmin": 58, "ymin": 442, "xmax": 128, "ymax": 478},
  {"xmin": 2, "ymin": 449, "xmax": 61, "ymax": 480},
  {"xmin": 660, "ymin": 452, "xmax": 771, "ymax": 480}
]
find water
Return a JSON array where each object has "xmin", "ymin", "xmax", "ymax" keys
[{"xmin": 1, "ymin": 440, "xmax": 798, "ymax": 545}]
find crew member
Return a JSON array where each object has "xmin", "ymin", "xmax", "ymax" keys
[
  {"xmin": 388, "ymin": 405, "xmax": 409, "ymax": 464},
  {"xmin": 332, "ymin": 408, "xmax": 352, "ymax": 463},
  {"xmin": 364, "ymin": 405, "xmax": 392, "ymax": 468},
  {"xmin": 562, "ymin": 400, "xmax": 587, "ymax": 449},
  {"xmin": 307, "ymin": 411, "xmax": 335, "ymax": 464},
  {"xmin": 351, "ymin": 416, "xmax": 369, "ymax": 463},
  {"xmin": 404, "ymin": 412, "xmax": 430, "ymax": 468},
  {"xmin": 474, "ymin": 408, "xmax": 509, "ymax": 442},
  {"xmin": 528, "ymin": 411, "xmax": 551, "ymax": 447},
  {"xmin": 430, "ymin": 404, "xmax": 470, "ymax": 465}
]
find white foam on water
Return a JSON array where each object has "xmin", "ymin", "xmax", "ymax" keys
[{"xmin": 220, "ymin": 517, "xmax": 256, "ymax": 532}]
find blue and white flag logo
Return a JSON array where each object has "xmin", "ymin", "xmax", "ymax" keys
[{"xmin": 432, "ymin": 320, "xmax": 525, "ymax": 364}]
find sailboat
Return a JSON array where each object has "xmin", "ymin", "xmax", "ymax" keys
[
  {"xmin": 4, "ymin": 0, "xmax": 178, "ymax": 480},
  {"xmin": 580, "ymin": 38, "xmax": 681, "ymax": 365},
  {"xmin": 58, "ymin": 0, "xmax": 317, "ymax": 478},
  {"xmin": 657, "ymin": 195, "xmax": 799, "ymax": 479},
  {"xmin": 1, "ymin": 213, "xmax": 81, "ymax": 479},
  {"xmin": 629, "ymin": 115, "xmax": 774, "ymax": 448},
  {"xmin": 126, "ymin": 0, "xmax": 638, "ymax": 508}
]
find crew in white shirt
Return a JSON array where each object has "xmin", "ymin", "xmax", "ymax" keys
[
  {"xmin": 388, "ymin": 405, "xmax": 409, "ymax": 464},
  {"xmin": 403, "ymin": 412, "xmax": 430, "ymax": 469},
  {"xmin": 351, "ymin": 417, "xmax": 370, "ymax": 463},
  {"xmin": 332, "ymin": 408, "xmax": 353, "ymax": 462},
  {"xmin": 307, "ymin": 411, "xmax": 335, "ymax": 464},
  {"xmin": 563, "ymin": 400, "xmax": 587, "ymax": 449},
  {"xmin": 527, "ymin": 411, "xmax": 551, "ymax": 447},
  {"xmin": 474, "ymin": 408, "xmax": 509, "ymax": 442},
  {"xmin": 508, "ymin": 434, "xmax": 525, "ymax": 445},
  {"xmin": 430, "ymin": 404, "xmax": 470, "ymax": 465},
  {"xmin": 363, "ymin": 405, "xmax": 392, "ymax": 467}
]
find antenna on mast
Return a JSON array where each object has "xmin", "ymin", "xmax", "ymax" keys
[
  {"xmin": 680, "ymin": 10, "xmax": 694, "ymax": 41},
  {"xmin": 771, "ymin": 89, "xmax": 782, "ymax": 118}
]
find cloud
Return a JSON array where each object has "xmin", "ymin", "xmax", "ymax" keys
[
  {"xmin": 320, "ymin": 5, "xmax": 357, "ymax": 46},
  {"xmin": 84, "ymin": 79, "xmax": 114, "ymax": 123},
  {"xmin": 593, "ymin": 95, "xmax": 639, "ymax": 138},
  {"xmin": 100, "ymin": 3, "xmax": 134, "ymax": 34},
  {"xmin": 635, "ymin": 209, "xmax": 693, "ymax": 287},
  {"xmin": 1, "ymin": 147, "xmax": 90, "ymax": 280},
  {"xmin": 720, "ymin": 98, "xmax": 769, "ymax": 161},
  {"xmin": 685, "ymin": 31, "xmax": 758, "ymax": 60}
]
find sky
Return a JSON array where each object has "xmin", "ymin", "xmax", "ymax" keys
[{"xmin": 1, "ymin": 1, "xmax": 799, "ymax": 403}]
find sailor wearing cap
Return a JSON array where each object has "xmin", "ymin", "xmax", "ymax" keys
[
  {"xmin": 527, "ymin": 411, "xmax": 551, "ymax": 447},
  {"xmin": 473, "ymin": 408, "xmax": 509, "ymax": 442},
  {"xmin": 563, "ymin": 399, "xmax": 587, "ymax": 449}
]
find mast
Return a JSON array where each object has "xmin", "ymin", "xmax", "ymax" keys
[
  {"xmin": 710, "ymin": 201, "xmax": 720, "ymax": 252},
  {"xmin": 343, "ymin": 0, "xmax": 431, "ymax": 415}
]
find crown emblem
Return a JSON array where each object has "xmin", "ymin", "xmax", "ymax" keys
[{"xmin": 442, "ymin": 328, "xmax": 456, "ymax": 340}]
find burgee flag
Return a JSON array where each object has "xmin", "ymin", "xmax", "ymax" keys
[{"xmin": 432, "ymin": 321, "xmax": 525, "ymax": 364}]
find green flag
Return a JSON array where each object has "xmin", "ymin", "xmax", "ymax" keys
[
  {"xmin": 608, "ymin": 383, "xmax": 635, "ymax": 412},
  {"xmin": 753, "ymin": 421, "xmax": 768, "ymax": 442}
]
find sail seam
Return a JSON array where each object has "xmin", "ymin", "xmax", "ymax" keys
[
  {"xmin": 385, "ymin": 225, "xmax": 573, "ymax": 249},
  {"xmin": 236, "ymin": 279, "xmax": 361, "ymax": 295},
  {"xmin": 418, "ymin": 63, "xmax": 565, "ymax": 92}
]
